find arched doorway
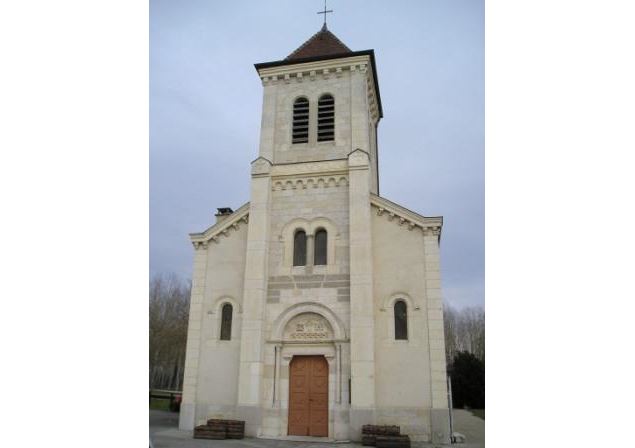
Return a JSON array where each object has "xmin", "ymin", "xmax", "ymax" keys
[
  {"xmin": 288, "ymin": 355, "xmax": 328, "ymax": 437},
  {"xmin": 270, "ymin": 307, "xmax": 347, "ymax": 439}
]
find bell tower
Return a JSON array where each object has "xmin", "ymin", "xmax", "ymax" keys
[
  {"xmin": 232, "ymin": 24, "xmax": 386, "ymax": 438},
  {"xmin": 254, "ymin": 24, "xmax": 383, "ymax": 193}
]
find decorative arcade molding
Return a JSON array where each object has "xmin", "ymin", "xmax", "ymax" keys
[{"xmin": 272, "ymin": 175, "xmax": 348, "ymax": 191}]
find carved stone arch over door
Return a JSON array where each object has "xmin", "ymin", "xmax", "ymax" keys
[
  {"xmin": 283, "ymin": 313, "xmax": 334, "ymax": 342},
  {"xmin": 271, "ymin": 302, "xmax": 347, "ymax": 342}
]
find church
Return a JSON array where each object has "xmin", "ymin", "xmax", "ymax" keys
[{"xmin": 179, "ymin": 23, "xmax": 451, "ymax": 444}]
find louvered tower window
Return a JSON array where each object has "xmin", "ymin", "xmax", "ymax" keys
[
  {"xmin": 220, "ymin": 303, "xmax": 233, "ymax": 341},
  {"xmin": 292, "ymin": 97, "xmax": 309, "ymax": 144},
  {"xmin": 317, "ymin": 94, "xmax": 335, "ymax": 142}
]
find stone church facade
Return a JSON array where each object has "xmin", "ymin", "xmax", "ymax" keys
[{"xmin": 179, "ymin": 26, "xmax": 451, "ymax": 443}]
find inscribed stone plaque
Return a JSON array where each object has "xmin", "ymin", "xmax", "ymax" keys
[{"xmin": 283, "ymin": 313, "xmax": 333, "ymax": 342}]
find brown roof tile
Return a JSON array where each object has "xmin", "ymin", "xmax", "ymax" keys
[{"xmin": 286, "ymin": 24, "xmax": 352, "ymax": 61}]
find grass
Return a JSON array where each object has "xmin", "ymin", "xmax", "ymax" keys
[
  {"xmin": 470, "ymin": 409, "xmax": 485, "ymax": 420},
  {"xmin": 149, "ymin": 397, "xmax": 171, "ymax": 411}
]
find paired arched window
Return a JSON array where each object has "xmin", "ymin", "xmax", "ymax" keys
[
  {"xmin": 394, "ymin": 300, "xmax": 408, "ymax": 340},
  {"xmin": 220, "ymin": 303, "xmax": 233, "ymax": 340},
  {"xmin": 293, "ymin": 230, "xmax": 307, "ymax": 266},
  {"xmin": 317, "ymin": 94, "xmax": 335, "ymax": 141},
  {"xmin": 292, "ymin": 228, "xmax": 328, "ymax": 266},
  {"xmin": 314, "ymin": 229, "xmax": 327, "ymax": 265},
  {"xmin": 292, "ymin": 97, "xmax": 309, "ymax": 144}
]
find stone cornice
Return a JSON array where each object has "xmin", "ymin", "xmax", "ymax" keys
[
  {"xmin": 370, "ymin": 194, "xmax": 443, "ymax": 237},
  {"xmin": 365, "ymin": 66, "xmax": 380, "ymax": 124},
  {"xmin": 189, "ymin": 202, "xmax": 250, "ymax": 248},
  {"xmin": 270, "ymin": 159, "xmax": 348, "ymax": 178},
  {"xmin": 256, "ymin": 54, "xmax": 381, "ymax": 123},
  {"xmin": 256, "ymin": 54, "xmax": 371, "ymax": 80}
]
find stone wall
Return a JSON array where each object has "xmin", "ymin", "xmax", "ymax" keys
[
  {"xmin": 179, "ymin": 222, "xmax": 249, "ymax": 429},
  {"xmin": 370, "ymin": 209, "xmax": 431, "ymax": 440}
]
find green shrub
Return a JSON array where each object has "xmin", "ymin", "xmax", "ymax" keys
[{"xmin": 450, "ymin": 351, "xmax": 485, "ymax": 409}]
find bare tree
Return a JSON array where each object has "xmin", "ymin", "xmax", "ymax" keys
[
  {"xmin": 444, "ymin": 304, "xmax": 459, "ymax": 363},
  {"xmin": 444, "ymin": 304, "xmax": 485, "ymax": 364},
  {"xmin": 149, "ymin": 273, "xmax": 191, "ymax": 390}
]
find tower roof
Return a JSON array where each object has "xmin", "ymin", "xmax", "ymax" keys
[
  {"xmin": 286, "ymin": 24, "xmax": 352, "ymax": 61},
  {"xmin": 254, "ymin": 27, "xmax": 384, "ymax": 119}
]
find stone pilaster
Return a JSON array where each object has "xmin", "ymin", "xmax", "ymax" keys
[
  {"xmin": 350, "ymin": 65, "xmax": 370, "ymax": 153},
  {"xmin": 306, "ymin": 233, "xmax": 315, "ymax": 268},
  {"xmin": 350, "ymin": 64, "xmax": 374, "ymax": 191},
  {"xmin": 236, "ymin": 157, "xmax": 272, "ymax": 435},
  {"xmin": 179, "ymin": 241, "xmax": 209, "ymax": 430},
  {"xmin": 347, "ymin": 149, "xmax": 376, "ymax": 434},
  {"xmin": 258, "ymin": 80, "xmax": 278, "ymax": 161},
  {"xmin": 423, "ymin": 227, "xmax": 451, "ymax": 444}
]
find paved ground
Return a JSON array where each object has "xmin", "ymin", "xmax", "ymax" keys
[
  {"xmin": 451, "ymin": 410, "xmax": 484, "ymax": 448},
  {"xmin": 150, "ymin": 410, "xmax": 358, "ymax": 448},
  {"xmin": 150, "ymin": 409, "xmax": 484, "ymax": 448}
]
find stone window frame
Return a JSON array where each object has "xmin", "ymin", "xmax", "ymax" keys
[
  {"xmin": 220, "ymin": 303, "xmax": 233, "ymax": 340},
  {"xmin": 210, "ymin": 296, "xmax": 242, "ymax": 342},
  {"xmin": 281, "ymin": 217, "xmax": 337, "ymax": 268},
  {"xmin": 382, "ymin": 293, "xmax": 417, "ymax": 343},
  {"xmin": 393, "ymin": 300, "xmax": 408, "ymax": 340}
]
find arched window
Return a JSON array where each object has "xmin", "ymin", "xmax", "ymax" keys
[
  {"xmin": 394, "ymin": 300, "xmax": 408, "ymax": 340},
  {"xmin": 293, "ymin": 230, "xmax": 307, "ymax": 266},
  {"xmin": 314, "ymin": 229, "xmax": 327, "ymax": 265},
  {"xmin": 317, "ymin": 94, "xmax": 335, "ymax": 142},
  {"xmin": 220, "ymin": 303, "xmax": 233, "ymax": 340},
  {"xmin": 292, "ymin": 97, "xmax": 309, "ymax": 144}
]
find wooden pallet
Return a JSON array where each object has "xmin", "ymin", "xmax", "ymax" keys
[
  {"xmin": 362, "ymin": 425, "xmax": 400, "ymax": 436},
  {"xmin": 195, "ymin": 419, "xmax": 246, "ymax": 440},
  {"xmin": 361, "ymin": 425, "xmax": 402, "ymax": 446},
  {"xmin": 194, "ymin": 425, "xmax": 226, "ymax": 440},
  {"xmin": 362, "ymin": 435, "xmax": 377, "ymax": 446},
  {"xmin": 375, "ymin": 435, "xmax": 411, "ymax": 448}
]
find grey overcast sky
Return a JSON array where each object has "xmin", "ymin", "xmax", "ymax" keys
[{"xmin": 150, "ymin": 0, "xmax": 484, "ymax": 309}]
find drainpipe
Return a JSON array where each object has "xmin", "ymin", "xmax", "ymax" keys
[{"xmin": 447, "ymin": 375, "xmax": 455, "ymax": 444}]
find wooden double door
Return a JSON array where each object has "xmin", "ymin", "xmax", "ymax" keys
[{"xmin": 288, "ymin": 355, "xmax": 329, "ymax": 437}]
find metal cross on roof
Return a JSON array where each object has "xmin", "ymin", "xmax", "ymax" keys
[{"xmin": 317, "ymin": 0, "xmax": 333, "ymax": 26}]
